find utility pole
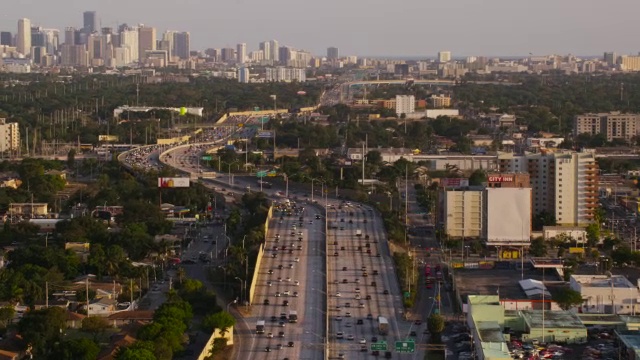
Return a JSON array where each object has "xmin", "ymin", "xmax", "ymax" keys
[{"xmin": 86, "ymin": 278, "xmax": 90, "ymax": 317}]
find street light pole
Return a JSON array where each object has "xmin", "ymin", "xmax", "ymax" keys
[{"xmin": 227, "ymin": 299, "xmax": 237, "ymax": 312}]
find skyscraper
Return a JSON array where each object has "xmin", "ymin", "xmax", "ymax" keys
[
  {"xmin": 119, "ymin": 27, "xmax": 139, "ymax": 63},
  {"xmin": 64, "ymin": 27, "xmax": 76, "ymax": 45},
  {"xmin": 173, "ymin": 32, "xmax": 190, "ymax": 60},
  {"xmin": 138, "ymin": 26, "xmax": 156, "ymax": 63},
  {"xmin": 279, "ymin": 46, "xmax": 292, "ymax": 66},
  {"xmin": 327, "ymin": 47, "xmax": 339, "ymax": 60},
  {"xmin": 162, "ymin": 31, "xmax": 176, "ymax": 58},
  {"xmin": 236, "ymin": 43, "xmax": 246, "ymax": 64},
  {"xmin": 438, "ymin": 51, "xmax": 452, "ymax": 63},
  {"xmin": 259, "ymin": 41, "xmax": 271, "ymax": 60},
  {"xmin": 0, "ymin": 32, "xmax": 12, "ymax": 46},
  {"xmin": 238, "ymin": 67, "xmax": 249, "ymax": 83},
  {"xmin": 270, "ymin": 40, "xmax": 279, "ymax": 62},
  {"xmin": 83, "ymin": 11, "xmax": 97, "ymax": 34},
  {"xmin": 17, "ymin": 18, "xmax": 31, "ymax": 56}
]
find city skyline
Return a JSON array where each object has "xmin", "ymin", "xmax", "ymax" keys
[{"xmin": 1, "ymin": 0, "xmax": 640, "ymax": 57}]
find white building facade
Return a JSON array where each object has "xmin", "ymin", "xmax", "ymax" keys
[
  {"xmin": 395, "ymin": 95, "xmax": 415, "ymax": 116},
  {"xmin": 570, "ymin": 275, "xmax": 640, "ymax": 314}
]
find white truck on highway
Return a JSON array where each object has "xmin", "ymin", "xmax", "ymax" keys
[
  {"xmin": 256, "ymin": 320, "xmax": 265, "ymax": 334},
  {"xmin": 356, "ymin": 229, "xmax": 362, "ymax": 237},
  {"xmin": 288, "ymin": 310, "xmax": 298, "ymax": 323},
  {"xmin": 378, "ymin": 316, "xmax": 389, "ymax": 335}
]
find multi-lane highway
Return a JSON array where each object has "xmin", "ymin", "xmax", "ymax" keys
[
  {"xmin": 146, "ymin": 137, "xmax": 420, "ymax": 359},
  {"xmin": 326, "ymin": 201, "xmax": 426, "ymax": 359},
  {"xmin": 237, "ymin": 202, "xmax": 325, "ymax": 360}
]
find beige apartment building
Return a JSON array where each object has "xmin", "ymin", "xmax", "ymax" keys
[
  {"xmin": 574, "ymin": 112, "xmax": 640, "ymax": 142},
  {"xmin": 498, "ymin": 150, "xmax": 598, "ymax": 226},
  {"xmin": 429, "ymin": 94, "xmax": 451, "ymax": 108},
  {"xmin": 0, "ymin": 119, "xmax": 19, "ymax": 152},
  {"xmin": 442, "ymin": 190, "xmax": 483, "ymax": 238}
]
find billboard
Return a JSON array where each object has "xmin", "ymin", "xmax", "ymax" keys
[
  {"xmin": 441, "ymin": 178, "xmax": 469, "ymax": 188},
  {"xmin": 158, "ymin": 177, "xmax": 190, "ymax": 188},
  {"xmin": 486, "ymin": 188, "xmax": 532, "ymax": 245},
  {"xmin": 257, "ymin": 131, "xmax": 273, "ymax": 138},
  {"xmin": 98, "ymin": 135, "xmax": 119, "ymax": 142}
]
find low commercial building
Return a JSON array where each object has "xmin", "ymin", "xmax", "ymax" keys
[
  {"xmin": 542, "ymin": 226, "xmax": 587, "ymax": 243},
  {"xmin": 570, "ymin": 275, "xmax": 640, "ymax": 314},
  {"xmin": 467, "ymin": 295, "xmax": 587, "ymax": 360}
]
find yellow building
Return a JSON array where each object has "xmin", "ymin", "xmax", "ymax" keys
[{"xmin": 429, "ymin": 94, "xmax": 451, "ymax": 108}]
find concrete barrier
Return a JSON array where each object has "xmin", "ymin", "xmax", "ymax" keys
[
  {"xmin": 248, "ymin": 206, "xmax": 273, "ymax": 305},
  {"xmin": 197, "ymin": 326, "xmax": 234, "ymax": 360}
]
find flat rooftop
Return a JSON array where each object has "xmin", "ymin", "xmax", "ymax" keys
[
  {"xmin": 477, "ymin": 321, "xmax": 506, "ymax": 343},
  {"xmin": 572, "ymin": 275, "xmax": 635, "ymax": 288},
  {"xmin": 455, "ymin": 268, "xmax": 556, "ymax": 302},
  {"xmin": 521, "ymin": 310, "xmax": 585, "ymax": 329}
]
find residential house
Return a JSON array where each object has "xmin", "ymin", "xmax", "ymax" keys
[
  {"xmin": 66, "ymin": 311, "xmax": 86, "ymax": 329},
  {"xmin": 88, "ymin": 298, "xmax": 117, "ymax": 316},
  {"xmin": 108, "ymin": 311, "xmax": 154, "ymax": 327}
]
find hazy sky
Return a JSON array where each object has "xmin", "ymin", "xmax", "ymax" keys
[{"xmin": 1, "ymin": 0, "xmax": 638, "ymax": 57}]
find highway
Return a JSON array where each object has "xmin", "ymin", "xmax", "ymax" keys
[
  {"xmin": 148, "ymin": 137, "xmax": 417, "ymax": 359},
  {"xmin": 326, "ymin": 201, "xmax": 425, "ymax": 359},
  {"xmin": 236, "ymin": 203, "xmax": 325, "ymax": 360}
]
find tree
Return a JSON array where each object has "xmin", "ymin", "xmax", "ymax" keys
[
  {"xmin": 468, "ymin": 169, "xmax": 487, "ymax": 186},
  {"xmin": 52, "ymin": 338, "xmax": 100, "ymax": 360},
  {"xmin": 586, "ymin": 223, "xmax": 601, "ymax": 246},
  {"xmin": 529, "ymin": 237, "xmax": 547, "ymax": 257},
  {"xmin": 366, "ymin": 150, "xmax": 382, "ymax": 166},
  {"xmin": 115, "ymin": 347, "xmax": 157, "ymax": 360},
  {"xmin": 18, "ymin": 307, "xmax": 67, "ymax": 357},
  {"xmin": 0, "ymin": 306, "xmax": 14, "ymax": 329},
  {"xmin": 533, "ymin": 211, "xmax": 556, "ymax": 231},
  {"xmin": 202, "ymin": 311, "xmax": 236, "ymax": 335},
  {"xmin": 67, "ymin": 148, "xmax": 76, "ymax": 169},
  {"xmin": 552, "ymin": 287, "xmax": 584, "ymax": 310},
  {"xmin": 81, "ymin": 316, "xmax": 110, "ymax": 341},
  {"xmin": 427, "ymin": 314, "xmax": 445, "ymax": 343}
]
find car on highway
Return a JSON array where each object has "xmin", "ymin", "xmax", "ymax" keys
[
  {"xmin": 264, "ymin": 299, "xmax": 270, "ymax": 305},
  {"xmin": 294, "ymin": 280, "xmax": 300, "ymax": 286},
  {"xmin": 267, "ymin": 332, "xmax": 273, "ymax": 338},
  {"xmin": 335, "ymin": 292, "xmax": 341, "ymax": 297},
  {"xmin": 267, "ymin": 281, "xmax": 272, "ymax": 286},
  {"xmin": 294, "ymin": 257, "xmax": 300, "ymax": 262}
]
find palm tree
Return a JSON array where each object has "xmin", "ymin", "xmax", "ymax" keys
[{"xmin": 176, "ymin": 267, "xmax": 186, "ymax": 284}]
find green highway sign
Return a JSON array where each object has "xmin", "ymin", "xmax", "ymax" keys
[
  {"xmin": 260, "ymin": 116, "xmax": 270, "ymax": 123},
  {"xmin": 404, "ymin": 291, "xmax": 411, "ymax": 299},
  {"xmin": 370, "ymin": 341, "xmax": 387, "ymax": 351},
  {"xmin": 254, "ymin": 107, "xmax": 260, "ymax": 111},
  {"xmin": 257, "ymin": 171, "xmax": 267, "ymax": 178},
  {"xmin": 201, "ymin": 155, "xmax": 212, "ymax": 161},
  {"xmin": 395, "ymin": 340, "xmax": 415, "ymax": 353}
]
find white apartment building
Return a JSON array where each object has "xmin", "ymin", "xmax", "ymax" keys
[
  {"xmin": 443, "ymin": 190, "xmax": 483, "ymax": 238},
  {"xmin": 570, "ymin": 275, "xmax": 639, "ymax": 314},
  {"xmin": 265, "ymin": 67, "xmax": 306, "ymax": 82},
  {"xmin": 0, "ymin": 119, "xmax": 20, "ymax": 152},
  {"xmin": 498, "ymin": 151, "xmax": 598, "ymax": 226},
  {"xmin": 395, "ymin": 95, "xmax": 415, "ymax": 116}
]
